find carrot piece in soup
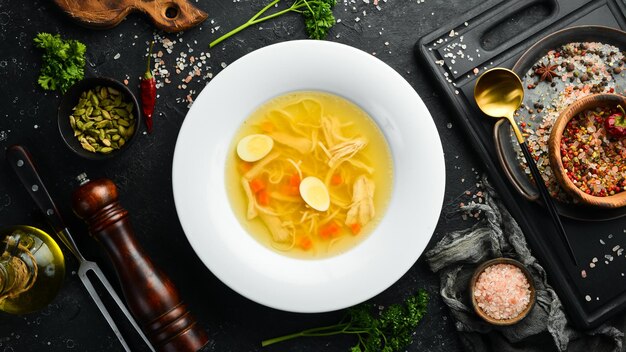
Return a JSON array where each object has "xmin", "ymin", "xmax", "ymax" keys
[
  {"xmin": 239, "ymin": 162, "xmax": 253, "ymax": 173},
  {"xmin": 299, "ymin": 236, "xmax": 313, "ymax": 250},
  {"xmin": 261, "ymin": 121, "xmax": 274, "ymax": 132},
  {"xmin": 250, "ymin": 178, "xmax": 266, "ymax": 193},
  {"xmin": 257, "ymin": 190, "xmax": 270, "ymax": 206},
  {"xmin": 289, "ymin": 174, "xmax": 301, "ymax": 187},
  {"xmin": 320, "ymin": 222, "xmax": 341, "ymax": 239},
  {"xmin": 281, "ymin": 174, "xmax": 301, "ymax": 196},
  {"xmin": 349, "ymin": 223, "xmax": 361, "ymax": 235},
  {"xmin": 331, "ymin": 174, "xmax": 343, "ymax": 185}
]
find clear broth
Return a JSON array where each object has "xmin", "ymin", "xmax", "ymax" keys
[{"xmin": 226, "ymin": 91, "xmax": 393, "ymax": 259}]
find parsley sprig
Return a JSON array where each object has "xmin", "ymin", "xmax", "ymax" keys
[
  {"xmin": 209, "ymin": 0, "xmax": 337, "ymax": 48},
  {"xmin": 262, "ymin": 289, "xmax": 429, "ymax": 352},
  {"xmin": 33, "ymin": 33, "xmax": 86, "ymax": 93}
]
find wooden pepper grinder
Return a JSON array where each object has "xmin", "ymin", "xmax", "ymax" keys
[{"xmin": 71, "ymin": 174, "xmax": 208, "ymax": 352}]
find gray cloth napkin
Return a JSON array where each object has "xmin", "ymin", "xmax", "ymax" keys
[{"xmin": 424, "ymin": 177, "xmax": 625, "ymax": 352}]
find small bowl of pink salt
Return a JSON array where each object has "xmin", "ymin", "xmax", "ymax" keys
[{"xmin": 470, "ymin": 258, "xmax": 535, "ymax": 325}]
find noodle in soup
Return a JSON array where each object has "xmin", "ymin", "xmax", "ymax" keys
[{"xmin": 226, "ymin": 91, "xmax": 393, "ymax": 259}]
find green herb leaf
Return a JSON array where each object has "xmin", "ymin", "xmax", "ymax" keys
[
  {"xmin": 302, "ymin": 0, "xmax": 336, "ymax": 40},
  {"xmin": 262, "ymin": 289, "xmax": 429, "ymax": 352},
  {"xmin": 209, "ymin": 0, "xmax": 336, "ymax": 48},
  {"xmin": 33, "ymin": 32, "xmax": 86, "ymax": 93}
]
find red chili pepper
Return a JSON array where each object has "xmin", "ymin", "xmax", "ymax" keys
[
  {"xmin": 140, "ymin": 41, "xmax": 156, "ymax": 133},
  {"xmin": 604, "ymin": 105, "xmax": 626, "ymax": 138}
]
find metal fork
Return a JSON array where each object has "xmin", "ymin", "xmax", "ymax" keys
[{"xmin": 6, "ymin": 145, "xmax": 155, "ymax": 352}]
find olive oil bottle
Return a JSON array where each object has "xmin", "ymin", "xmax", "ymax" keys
[{"xmin": 0, "ymin": 226, "xmax": 65, "ymax": 314}]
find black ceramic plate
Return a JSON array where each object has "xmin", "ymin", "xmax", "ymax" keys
[{"xmin": 494, "ymin": 25, "xmax": 626, "ymax": 221}]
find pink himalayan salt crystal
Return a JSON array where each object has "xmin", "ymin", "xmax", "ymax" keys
[{"xmin": 473, "ymin": 263, "xmax": 531, "ymax": 320}]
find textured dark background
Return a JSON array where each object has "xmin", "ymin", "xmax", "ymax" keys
[{"xmin": 0, "ymin": 0, "xmax": 497, "ymax": 351}]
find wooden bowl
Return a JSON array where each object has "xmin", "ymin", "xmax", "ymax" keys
[
  {"xmin": 469, "ymin": 258, "xmax": 536, "ymax": 326},
  {"xmin": 548, "ymin": 93, "xmax": 626, "ymax": 208}
]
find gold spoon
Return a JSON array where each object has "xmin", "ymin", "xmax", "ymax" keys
[{"xmin": 474, "ymin": 67, "xmax": 578, "ymax": 266}]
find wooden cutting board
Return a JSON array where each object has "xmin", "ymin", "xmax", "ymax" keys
[{"xmin": 53, "ymin": 0, "xmax": 207, "ymax": 33}]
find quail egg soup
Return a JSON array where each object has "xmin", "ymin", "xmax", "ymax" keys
[{"xmin": 226, "ymin": 91, "xmax": 393, "ymax": 259}]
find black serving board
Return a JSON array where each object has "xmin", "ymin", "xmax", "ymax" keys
[{"xmin": 416, "ymin": 0, "xmax": 626, "ymax": 329}]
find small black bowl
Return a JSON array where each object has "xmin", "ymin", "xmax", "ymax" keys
[{"xmin": 58, "ymin": 77, "xmax": 141, "ymax": 160}]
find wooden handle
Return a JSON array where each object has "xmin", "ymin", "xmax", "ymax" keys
[
  {"xmin": 72, "ymin": 178, "xmax": 208, "ymax": 352},
  {"xmin": 53, "ymin": 0, "xmax": 207, "ymax": 33},
  {"xmin": 135, "ymin": 0, "xmax": 208, "ymax": 33}
]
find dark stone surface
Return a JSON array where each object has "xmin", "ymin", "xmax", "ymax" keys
[{"xmin": 0, "ymin": 0, "xmax": 490, "ymax": 351}]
